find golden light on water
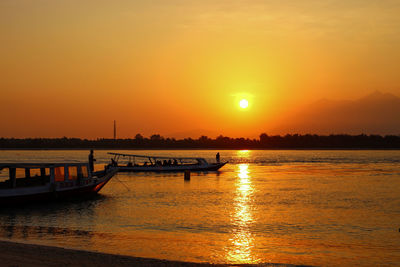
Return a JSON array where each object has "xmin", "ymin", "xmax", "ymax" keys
[
  {"xmin": 226, "ymin": 161, "xmax": 258, "ymax": 263},
  {"xmin": 237, "ymin": 164, "xmax": 251, "ymax": 195}
]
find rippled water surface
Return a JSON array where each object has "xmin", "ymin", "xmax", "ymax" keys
[{"xmin": 0, "ymin": 150, "xmax": 400, "ymax": 266}]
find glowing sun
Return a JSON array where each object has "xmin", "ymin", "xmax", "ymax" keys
[{"xmin": 239, "ymin": 99, "xmax": 249, "ymax": 109}]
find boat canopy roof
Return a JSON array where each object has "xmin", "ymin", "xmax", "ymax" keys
[
  {"xmin": 0, "ymin": 162, "xmax": 88, "ymax": 170},
  {"xmin": 108, "ymin": 152, "xmax": 206, "ymax": 161}
]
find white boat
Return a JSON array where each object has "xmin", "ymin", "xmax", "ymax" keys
[
  {"xmin": 108, "ymin": 152, "xmax": 227, "ymax": 172},
  {"xmin": 0, "ymin": 162, "xmax": 117, "ymax": 205}
]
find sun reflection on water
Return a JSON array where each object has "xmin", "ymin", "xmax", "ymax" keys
[{"xmin": 226, "ymin": 162, "xmax": 259, "ymax": 263}]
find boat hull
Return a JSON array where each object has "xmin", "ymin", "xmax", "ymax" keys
[
  {"xmin": 117, "ymin": 162, "xmax": 227, "ymax": 172},
  {"xmin": 0, "ymin": 169, "xmax": 117, "ymax": 205}
]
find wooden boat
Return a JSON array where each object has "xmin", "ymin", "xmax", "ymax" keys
[
  {"xmin": 0, "ymin": 162, "xmax": 118, "ymax": 204},
  {"xmin": 108, "ymin": 152, "xmax": 227, "ymax": 172}
]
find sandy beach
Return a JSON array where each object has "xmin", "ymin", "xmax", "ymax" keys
[
  {"xmin": 0, "ymin": 240, "xmax": 301, "ymax": 267},
  {"xmin": 0, "ymin": 240, "xmax": 208, "ymax": 267}
]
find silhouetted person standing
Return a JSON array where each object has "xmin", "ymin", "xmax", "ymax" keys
[
  {"xmin": 216, "ymin": 152, "xmax": 220, "ymax": 163},
  {"xmin": 89, "ymin": 150, "xmax": 96, "ymax": 172}
]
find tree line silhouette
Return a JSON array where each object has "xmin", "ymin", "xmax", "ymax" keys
[{"xmin": 1, "ymin": 133, "xmax": 399, "ymax": 149}]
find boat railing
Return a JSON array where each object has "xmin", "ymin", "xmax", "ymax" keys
[
  {"xmin": 0, "ymin": 163, "xmax": 94, "ymax": 189},
  {"xmin": 108, "ymin": 152, "xmax": 209, "ymax": 165}
]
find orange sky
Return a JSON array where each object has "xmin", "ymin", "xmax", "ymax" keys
[{"xmin": 1, "ymin": 1, "xmax": 400, "ymax": 138}]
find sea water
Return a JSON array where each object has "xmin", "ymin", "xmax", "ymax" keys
[{"xmin": 0, "ymin": 150, "xmax": 399, "ymax": 266}]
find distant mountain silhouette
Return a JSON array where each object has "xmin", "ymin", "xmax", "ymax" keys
[{"xmin": 272, "ymin": 91, "xmax": 400, "ymax": 135}]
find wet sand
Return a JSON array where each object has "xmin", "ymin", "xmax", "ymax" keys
[{"xmin": 0, "ymin": 240, "xmax": 302, "ymax": 267}]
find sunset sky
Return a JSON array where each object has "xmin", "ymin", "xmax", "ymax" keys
[{"xmin": 1, "ymin": 0, "xmax": 400, "ymax": 138}]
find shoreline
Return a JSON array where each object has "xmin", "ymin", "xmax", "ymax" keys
[
  {"xmin": 1, "ymin": 148, "xmax": 400, "ymax": 151},
  {"xmin": 0, "ymin": 239, "xmax": 211, "ymax": 267},
  {"xmin": 0, "ymin": 239, "xmax": 305, "ymax": 267}
]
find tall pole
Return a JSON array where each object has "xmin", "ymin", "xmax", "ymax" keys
[{"xmin": 114, "ymin": 120, "xmax": 116, "ymax": 140}]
